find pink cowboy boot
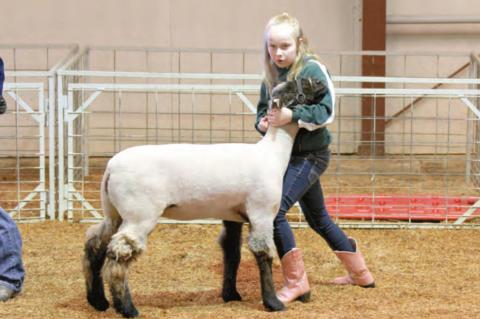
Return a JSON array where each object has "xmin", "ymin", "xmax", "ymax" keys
[
  {"xmin": 331, "ymin": 237, "xmax": 375, "ymax": 288},
  {"xmin": 276, "ymin": 248, "xmax": 311, "ymax": 303}
]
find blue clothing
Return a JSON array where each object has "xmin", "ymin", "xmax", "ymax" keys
[
  {"xmin": 273, "ymin": 149, "xmax": 354, "ymax": 258},
  {"xmin": 0, "ymin": 208, "xmax": 25, "ymax": 293},
  {"xmin": 0, "ymin": 57, "xmax": 4, "ymax": 95}
]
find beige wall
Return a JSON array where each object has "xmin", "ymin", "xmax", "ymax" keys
[
  {"xmin": 0, "ymin": 0, "xmax": 361, "ymax": 53},
  {"xmin": 1, "ymin": 0, "xmax": 480, "ymax": 156},
  {"xmin": 387, "ymin": 0, "xmax": 480, "ymax": 53},
  {"xmin": 2, "ymin": 1, "xmax": 480, "ymax": 63},
  {"xmin": 3, "ymin": 0, "xmax": 480, "ymax": 75}
]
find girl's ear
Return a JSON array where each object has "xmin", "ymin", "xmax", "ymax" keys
[{"xmin": 296, "ymin": 38, "xmax": 302, "ymax": 53}]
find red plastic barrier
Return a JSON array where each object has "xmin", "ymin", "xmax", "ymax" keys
[{"xmin": 324, "ymin": 195, "xmax": 480, "ymax": 221}]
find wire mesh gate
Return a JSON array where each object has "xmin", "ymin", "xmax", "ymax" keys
[
  {"xmin": 1, "ymin": 46, "xmax": 478, "ymax": 225},
  {"xmin": 0, "ymin": 44, "xmax": 79, "ymax": 221},
  {"xmin": 60, "ymin": 81, "xmax": 260, "ymax": 222},
  {"xmin": 57, "ymin": 73, "xmax": 480, "ymax": 228},
  {"xmin": 0, "ymin": 82, "xmax": 47, "ymax": 221},
  {"xmin": 47, "ymin": 47, "xmax": 480, "ymax": 227}
]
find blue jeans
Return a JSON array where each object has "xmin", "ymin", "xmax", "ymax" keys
[
  {"xmin": 274, "ymin": 149, "xmax": 354, "ymax": 258},
  {"xmin": 0, "ymin": 208, "xmax": 25, "ymax": 293}
]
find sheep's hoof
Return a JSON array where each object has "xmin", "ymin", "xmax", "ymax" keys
[
  {"xmin": 113, "ymin": 299, "xmax": 139, "ymax": 318},
  {"xmin": 117, "ymin": 306, "xmax": 139, "ymax": 318},
  {"xmin": 264, "ymin": 297, "xmax": 286, "ymax": 312},
  {"xmin": 222, "ymin": 289, "xmax": 242, "ymax": 302},
  {"xmin": 87, "ymin": 293, "xmax": 109, "ymax": 311}
]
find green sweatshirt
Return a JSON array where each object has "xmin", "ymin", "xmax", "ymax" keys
[{"xmin": 255, "ymin": 58, "xmax": 335, "ymax": 155}]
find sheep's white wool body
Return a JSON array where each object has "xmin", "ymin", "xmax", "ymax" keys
[
  {"xmin": 83, "ymin": 79, "xmax": 327, "ymax": 316},
  {"xmin": 105, "ymin": 124, "xmax": 298, "ymax": 224}
]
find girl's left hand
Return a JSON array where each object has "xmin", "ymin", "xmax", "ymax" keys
[{"xmin": 267, "ymin": 107, "xmax": 293, "ymax": 127}]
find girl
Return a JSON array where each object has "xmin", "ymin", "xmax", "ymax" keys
[{"xmin": 255, "ymin": 13, "xmax": 375, "ymax": 304}]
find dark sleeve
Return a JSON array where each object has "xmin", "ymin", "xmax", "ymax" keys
[
  {"xmin": 0, "ymin": 57, "xmax": 4, "ymax": 84},
  {"xmin": 254, "ymin": 81, "xmax": 270, "ymax": 135}
]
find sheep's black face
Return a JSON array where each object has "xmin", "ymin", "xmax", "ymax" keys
[{"xmin": 270, "ymin": 78, "xmax": 328, "ymax": 109}]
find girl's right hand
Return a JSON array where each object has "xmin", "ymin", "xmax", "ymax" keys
[{"xmin": 258, "ymin": 116, "xmax": 269, "ymax": 132}]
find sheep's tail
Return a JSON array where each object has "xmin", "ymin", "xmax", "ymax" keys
[
  {"xmin": 85, "ymin": 169, "xmax": 122, "ymax": 253},
  {"xmin": 100, "ymin": 168, "xmax": 121, "ymax": 225}
]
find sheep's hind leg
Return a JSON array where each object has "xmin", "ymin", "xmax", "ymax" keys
[
  {"xmin": 219, "ymin": 221, "xmax": 243, "ymax": 302},
  {"xmin": 83, "ymin": 222, "xmax": 116, "ymax": 311},
  {"xmin": 248, "ymin": 220, "xmax": 285, "ymax": 311},
  {"xmin": 103, "ymin": 228, "xmax": 145, "ymax": 318}
]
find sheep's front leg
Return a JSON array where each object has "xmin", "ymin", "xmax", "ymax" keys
[
  {"xmin": 248, "ymin": 220, "xmax": 285, "ymax": 311},
  {"xmin": 104, "ymin": 256, "xmax": 138, "ymax": 318},
  {"xmin": 104, "ymin": 230, "xmax": 146, "ymax": 318},
  {"xmin": 219, "ymin": 221, "xmax": 243, "ymax": 302}
]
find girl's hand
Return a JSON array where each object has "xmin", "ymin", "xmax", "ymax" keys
[
  {"xmin": 258, "ymin": 116, "xmax": 269, "ymax": 132},
  {"xmin": 267, "ymin": 107, "xmax": 293, "ymax": 127}
]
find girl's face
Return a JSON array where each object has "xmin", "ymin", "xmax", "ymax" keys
[{"xmin": 267, "ymin": 23, "xmax": 298, "ymax": 69}]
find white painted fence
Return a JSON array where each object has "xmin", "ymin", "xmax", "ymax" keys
[
  {"xmin": 2, "ymin": 45, "xmax": 479, "ymax": 227},
  {"xmin": 0, "ymin": 44, "xmax": 78, "ymax": 221},
  {"xmin": 55, "ymin": 49, "xmax": 480, "ymax": 227}
]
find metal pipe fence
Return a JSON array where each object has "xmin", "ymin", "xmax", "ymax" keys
[
  {"xmin": 0, "ymin": 44, "xmax": 79, "ymax": 221},
  {"xmin": 0, "ymin": 82, "xmax": 47, "ymax": 221},
  {"xmin": 2, "ymin": 45, "xmax": 478, "ymax": 226},
  {"xmin": 56, "ymin": 50, "xmax": 480, "ymax": 227}
]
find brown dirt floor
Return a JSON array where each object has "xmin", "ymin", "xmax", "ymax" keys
[{"xmin": 0, "ymin": 222, "xmax": 479, "ymax": 319}]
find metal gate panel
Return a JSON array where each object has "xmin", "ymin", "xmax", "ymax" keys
[
  {"xmin": 56, "ymin": 48, "xmax": 480, "ymax": 228},
  {"xmin": 0, "ymin": 44, "xmax": 79, "ymax": 221},
  {"xmin": 0, "ymin": 83, "xmax": 47, "ymax": 221},
  {"xmin": 58, "ymin": 78, "xmax": 480, "ymax": 228},
  {"xmin": 60, "ymin": 82, "xmax": 259, "ymax": 222}
]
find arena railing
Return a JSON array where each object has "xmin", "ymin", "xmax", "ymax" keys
[
  {"xmin": 56, "ymin": 48, "xmax": 480, "ymax": 228},
  {"xmin": 0, "ymin": 44, "xmax": 79, "ymax": 221}
]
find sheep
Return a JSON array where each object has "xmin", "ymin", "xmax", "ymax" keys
[{"xmin": 82, "ymin": 77, "xmax": 328, "ymax": 318}]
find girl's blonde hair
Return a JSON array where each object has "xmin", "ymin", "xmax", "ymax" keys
[{"xmin": 263, "ymin": 13, "xmax": 318, "ymax": 91}]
